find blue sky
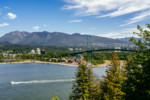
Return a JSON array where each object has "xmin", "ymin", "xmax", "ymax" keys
[{"xmin": 0, "ymin": 0, "xmax": 150, "ymax": 38}]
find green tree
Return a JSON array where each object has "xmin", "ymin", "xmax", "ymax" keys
[
  {"xmin": 69, "ymin": 65, "xmax": 100, "ymax": 100},
  {"xmin": 123, "ymin": 57, "xmax": 143, "ymax": 100},
  {"xmin": 51, "ymin": 96, "xmax": 59, "ymax": 100},
  {"xmin": 0, "ymin": 54, "xmax": 4, "ymax": 60},
  {"xmin": 69, "ymin": 65, "xmax": 89, "ymax": 100},
  {"xmin": 123, "ymin": 24, "xmax": 150, "ymax": 99},
  {"xmin": 87, "ymin": 68, "xmax": 101, "ymax": 100},
  {"xmin": 101, "ymin": 52, "xmax": 125, "ymax": 100}
]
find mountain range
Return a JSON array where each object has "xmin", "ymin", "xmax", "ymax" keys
[{"xmin": 0, "ymin": 31, "xmax": 130, "ymax": 47}]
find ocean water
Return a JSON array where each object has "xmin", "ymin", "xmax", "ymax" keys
[{"xmin": 0, "ymin": 63, "xmax": 107, "ymax": 100}]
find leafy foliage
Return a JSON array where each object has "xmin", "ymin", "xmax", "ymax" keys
[
  {"xmin": 101, "ymin": 52, "xmax": 125, "ymax": 100},
  {"xmin": 69, "ymin": 24, "xmax": 150, "ymax": 100},
  {"xmin": 124, "ymin": 24, "xmax": 150, "ymax": 99},
  {"xmin": 0, "ymin": 54, "xmax": 4, "ymax": 61},
  {"xmin": 69, "ymin": 65, "xmax": 89, "ymax": 100},
  {"xmin": 123, "ymin": 57, "xmax": 143, "ymax": 100},
  {"xmin": 51, "ymin": 96, "xmax": 59, "ymax": 100},
  {"xmin": 69, "ymin": 65, "xmax": 100, "ymax": 100}
]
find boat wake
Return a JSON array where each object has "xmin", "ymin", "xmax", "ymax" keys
[{"xmin": 11, "ymin": 79, "xmax": 75, "ymax": 85}]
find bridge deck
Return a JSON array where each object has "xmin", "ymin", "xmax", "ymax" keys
[{"xmin": 70, "ymin": 49, "xmax": 135, "ymax": 55}]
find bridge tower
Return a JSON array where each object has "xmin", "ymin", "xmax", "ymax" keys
[{"xmin": 86, "ymin": 35, "xmax": 93, "ymax": 66}]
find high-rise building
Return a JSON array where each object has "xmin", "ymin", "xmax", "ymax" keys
[
  {"xmin": 36, "ymin": 48, "xmax": 41, "ymax": 54},
  {"xmin": 31, "ymin": 49, "xmax": 35, "ymax": 54}
]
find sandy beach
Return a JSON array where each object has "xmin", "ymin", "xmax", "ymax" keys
[
  {"xmin": 0, "ymin": 60, "xmax": 78, "ymax": 67},
  {"xmin": 0, "ymin": 60, "xmax": 126, "ymax": 68}
]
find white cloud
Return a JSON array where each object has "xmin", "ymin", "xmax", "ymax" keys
[
  {"xmin": 43, "ymin": 24, "xmax": 47, "ymax": 27},
  {"xmin": 33, "ymin": 26, "xmax": 40, "ymax": 30},
  {"xmin": 0, "ymin": 23, "xmax": 9, "ymax": 27},
  {"xmin": 80, "ymin": 33, "xmax": 88, "ymax": 35},
  {"xmin": 68, "ymin": 20, "xmax": 83, "ymax": 23},
  {"xmin": 63, "ymin": 0, "xmax": 150, "ymax": 25},
  {"xmin": 121, "ymin": 10, "xmax": 150, "ymax": 26},
  {"xmin": 98, "ymin": 33, "xmax": 121, "ymax": 38},
  {"xmin": 98, "ymin": 27, "xmax": 139, "ymax": 38},
  {"xmin": 6, "ymin": 13, "xmax": 17, "ymax": 19},
  {"xmin": 64, "ymin": 0, "xmax": 150, "ymax": 17},
  {"xmin": 98, "ymin": 32, "xmax": 138, "ymax": 38}
]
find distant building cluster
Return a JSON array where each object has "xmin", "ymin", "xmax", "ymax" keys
[
  {"xmin": 114, "ymin": 47, "xmax": 121, "ymax": 49},
  {"xmin": 68, "ymin": 48, "xmax": 82, "ymax": 51},
  {"xmin": 30, "ymin": 48, "xmax": 45, "ymax": 55},
  {"xmin": 1, "ymin": 53, "xmax": 17, "ymax": 58}
]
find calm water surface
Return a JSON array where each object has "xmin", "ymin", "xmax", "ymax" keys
[{"xmin": 0, "ymin": 63, "xmax": 107, "ymax": 100}]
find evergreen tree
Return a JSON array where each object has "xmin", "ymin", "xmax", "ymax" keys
[
  {"xmin": 124, "ymin": 24, "xmax": 150, "ymax": 99},
  {"xmin": 87, "ymin": 68, "xmax": 101, "ymax": 100},
  {"xmin": 69, "ymin": 65, "xmax": 89, "ymax": 100},
  {"xmin": 101, "ymin": 52, "xmax": 125, "ymax": 100},
  {"xmin": 69, "ymin": 65, "xmax": 100, "ymax": 100},
  {"xmin": 143, "ymin": 58, "xmax": 150, "ymax": 99},
  {"xmin": 123, "ymin": 57, "xmax": 143, "ymax": 100}
]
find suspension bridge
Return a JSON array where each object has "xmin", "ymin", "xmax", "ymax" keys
[
  {"xmin": 70, "ymin": 48, "xmax": 136, "ymax": 56},
  {"xmin": 70, "ymin": 35, "xmax": 136, "ymax": 66}
]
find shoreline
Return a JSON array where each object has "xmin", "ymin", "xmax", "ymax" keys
[
  {"xmin": 0, "ymin": 60, "xmax": 78, "ymax": 67},
  {"xmin": 0, "ymin": 60, "xmax": 125, "ymax": 68}
]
